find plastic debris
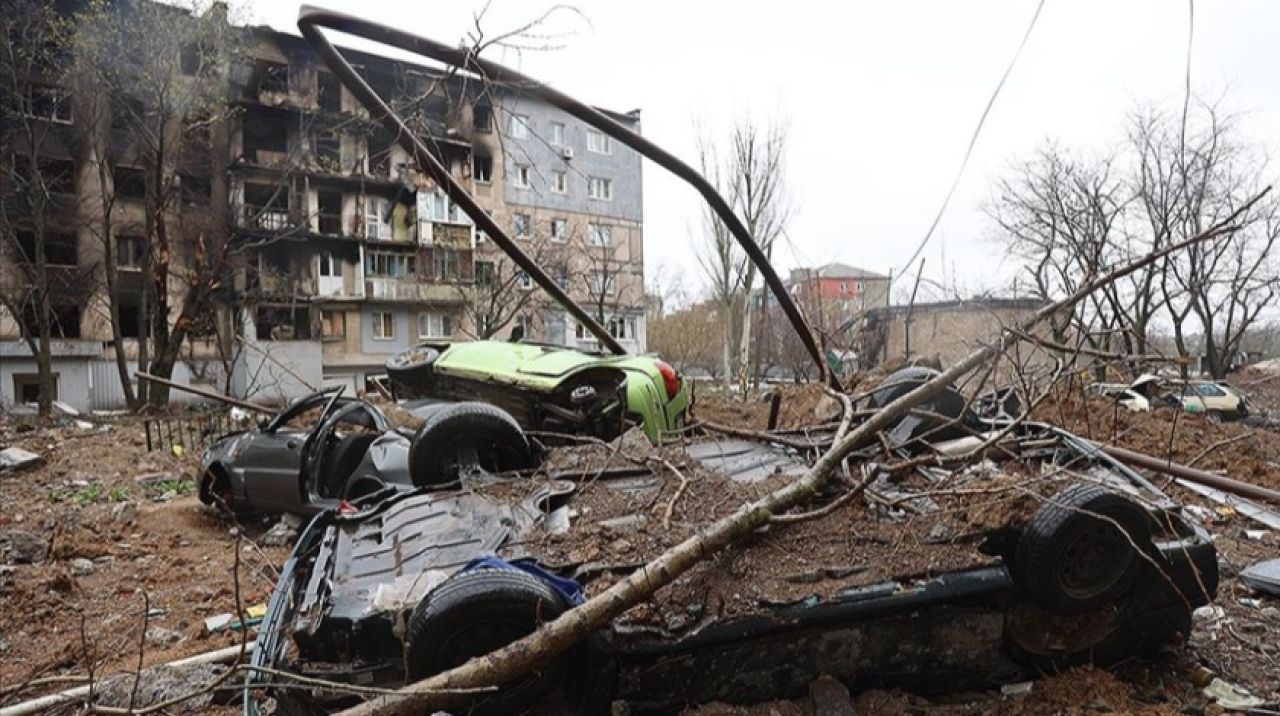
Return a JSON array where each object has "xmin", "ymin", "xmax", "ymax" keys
[
  {"xmin": 0, "ymin": 447, "xmax": 42, "ymax": 473},
  {"xmin": 1202, "ymin": 677, "xmax": 1265, "ymax": 710},
  {"xmin": 1240, "ymin": 558, "xmax": 1280, "ymax": 597}
]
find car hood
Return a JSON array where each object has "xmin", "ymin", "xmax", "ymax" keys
[{"xmin": 436, "ymin": 341, "xmax": 658, "ymax": 384}]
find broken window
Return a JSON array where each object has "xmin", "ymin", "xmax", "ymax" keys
[
  {"xmin": 318, "ymin": 72, "xmax": 342, "ymax": 113},
  {"xmin": 473, "ymin": 101, "xmax": 492, "ymax": 132},
  {"xmin": 255, "ymin": 305, "xmax": 312, "ymax": 341},
  {"xmin": 371, "ymin": 310, "xmax": 395, "ymax": 340},
  {"xmin": 313, "ymin": 128, "xmax": 340, "ymax": 169},
  {"xmin": 321, "ymin": 309, "xmax": 345, "ymax": 340},
  {"xmin": 473, "ymin": 154, "xmax": 492, "ymax": 183},
  {"xmin": 253, "ymin": 60, "xmax": 289, "ymax": 96},
  {"xmin": 431, "ymin": 248, "xmax": 461, "ymax": 281},
  {"xmin": 118, "ymin": 298, "xmax": 141, "ymax": 338},
  {"xmin": 13, "ymin": 373, "xmax": 59, "ymax": 404},
  {"xmin": 608, "ymin": 316, "xmax": 632, "ymax": 340},
  {"xmin": 117, "ymin": 236, "xmax": 145, "ymax": 269},
  {"xmin": 14, "ymin": 155, "xmax": 76, "ymax": 196},
  {"xmin": 243, "ymin": 183, "xmax": 290, "ymax": 230},
  {"xmin": 516, "ymin": 270, "xmax": 533, "ymax": 290},
  {"xmin": 364, "ymin": 196, "xmax": 392, "ymax": 240},
  {"xmin": 24, "ymin": 84, "xmax": 72, "ymax": 123},
  {"xmin": 317, "ymin": 191, "xmax": 342, "ymax": 235},
  {"xmin": 365, "ymin": 250, "xmax": 416, "ymax": 277},
  {"xmin": 17, "ymin": 231, "xmax": 77, "ymax": 266},
  {"xmin": 113, "ymin": 165, "xmax": 146, "ymax": 200},
  {"xmin": 417, "ymin": 312, "xmax": 452, "ymax": 339},
  {"xmin": 512, "ymin": 213, "xmax": 530, "ymax": 239},
  {"xmin": 243, "ymin": 114, "xmax": 288, "ymax": 164},
  {"xmin": 19, "ymin": 302, "xmax": 81, "ymax": 338},
  {"xmin": 475, "ymin": 261, "xmax": 494, "ymax": 286}
]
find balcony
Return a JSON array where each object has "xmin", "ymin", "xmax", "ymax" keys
[
  {"xmin": 241, "ymin": 205, "xmax": 293, "ymax": 232},
  {"xmin": 365, "ymin": 277, "xmax": 464, "ymax": 303}
]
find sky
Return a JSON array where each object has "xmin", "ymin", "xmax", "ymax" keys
[{"xmin": 247, "ymin": 0, "xmax": 1280, "ymax": 304}]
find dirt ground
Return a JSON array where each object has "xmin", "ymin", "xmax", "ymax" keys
[{"xmin": 2, "ymin": 376, "xmax": 1279, "ymax": 714}]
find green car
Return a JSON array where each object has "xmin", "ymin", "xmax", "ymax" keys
[{"xmin": 387, "ymin": 340, "xmax": 690, "ymax": 444}]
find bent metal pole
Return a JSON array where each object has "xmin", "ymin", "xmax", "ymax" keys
[{"xmin": 296, "ymin": 6, "xmax": 838, "ymax": 388}]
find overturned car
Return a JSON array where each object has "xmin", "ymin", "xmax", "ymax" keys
[{"xmin": 244, "ymin": 395, "xmax": 1218, "ymax": 714}]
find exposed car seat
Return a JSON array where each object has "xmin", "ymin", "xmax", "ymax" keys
[{"xmin": 322, "ymin": 433, "xmax": 378, "ymax": 498}]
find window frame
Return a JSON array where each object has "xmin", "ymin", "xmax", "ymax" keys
[
  {"xmin": 371, "ymin": 310, "xmax": 396, "ymax": 341},
  {"xmin": 587, "ymin": 176, "xmax": 613, "ymax": 201},
  {"xmin": 588, "ymin": 223, "xmax": 612, "ymax": 246},
  {"xmin": 550, "ymin": 122, "xmax": 565, "ymax": 146},
  {"xmin": 508, "ymin": 113, "xmax": 530, "ymax": 139},
  {"xmin": 417, "ymin": 312, "xmax": 454, "ymax": 339},
  {"xmin": 551, "ymin": 170, "xmax": 567, "ymax": 194},
  {"xmin": 586, "ymin": 129, "xmax": 612, "ymax": 154}
]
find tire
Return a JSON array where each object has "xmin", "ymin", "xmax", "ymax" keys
[
  {"xmin": 405, "ymin": 568, "xmax": 570, "ymax": 715},
  {"xmin": 1015, "ymin": 483, "xmax": 1151, "ymax": 615},
  {"xmin": 386, "ymin": 345, "xmax": 440, "ymax": 385},
  {"xmin": 1207, "ymin": 410, "xmax": 1225, "ymax": 424},
  {"xmin": 408, "ymin": 402, "xmax": 533, "ymax": 488}
]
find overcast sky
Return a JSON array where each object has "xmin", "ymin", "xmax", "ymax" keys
[{"xmin": 250, "ymin": 0, "xmax": 1280, "ymax": 303}]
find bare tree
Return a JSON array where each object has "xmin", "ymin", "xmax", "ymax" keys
[
  {"xmin": 1131, "ymin": 102, "xmax": 1280, "ymax": 377},
  {"xmin": 71, "ymin": 0, "xmax": 243, "ymax": 407},
  {"xmin": 695, "ymin": 116, "xmax": 792, "ymax": 393},
  {"xmin": 0, "ymin": 0, "xmax": 79, "ymax": 417}
]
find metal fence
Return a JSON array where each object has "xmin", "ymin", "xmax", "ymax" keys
[{"xmin": 143, "ymin": 410, "xmax": 236, "ymax": 454}]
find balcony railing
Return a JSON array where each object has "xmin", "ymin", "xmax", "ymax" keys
[
  {"xmin": 242, "ymin": 205, "xmax": 291, "ymax": 231},
  {"xmin": 365, "ymin": 277, "xmax": 464, "ymax": 303}
]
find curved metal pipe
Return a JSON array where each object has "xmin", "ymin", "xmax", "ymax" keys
[{"xmin": 297, "ymin": 6, "xmax": 835, "ymax": 385}]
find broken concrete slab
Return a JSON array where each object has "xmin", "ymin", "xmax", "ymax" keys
[
  {"xmin": 809, "ymin": 675, "xmax": 856, "ymax": 716},
  {"xmin": 1240, "ymin": 558, "xmax": 1280, "ymax": 597},
  {"xmin": 0, "ymin": 530, "xmax": 50, "ymax": 563},
  {"xmin": 0, "ymin": 447, "xmax": 42, "ymax": 473}
]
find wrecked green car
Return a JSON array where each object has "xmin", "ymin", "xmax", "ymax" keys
[{"xmin": 387, "ymin": 340, "xmax": 690, "ymax": 444}]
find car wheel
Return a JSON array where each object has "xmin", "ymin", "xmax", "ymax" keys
[
  {"xmin": 408, "ymin": 402, "xmax": 533, "ymax": 488},
  {"xmin": 386, "ymin": 346, "xmax": 440, "ymax": 383},
  {"xmin": 405, "ymin": 568, "xmax": 570, "ymax": 715},
  {"xmin": 1015, "ymin": 483, "xmax": 1151, "ymax": 615},
  {"xmin": 1207, "ymin": 410, "xmax": 1225, "ymax": 424}
]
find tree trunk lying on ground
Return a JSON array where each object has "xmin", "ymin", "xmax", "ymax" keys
[{"xmin": 334, "ymin": 195, "xmax": 1265, "ymax": 716}]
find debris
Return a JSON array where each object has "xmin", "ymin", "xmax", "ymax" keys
[
  {"xmin": 110, "ymin": 502, "xmax": 138, "ymax": 524},
  {"xmin": 204, "ymin": 613, "xmax": 233, "ymax": 633},
  {"xmin": 1240, "ymin": 558, "xmax": 1280, "ymax": 597},
  {"xmin": 0, "ymin": 447, "xmax": 42, "ymax": 473},
  {"xmin": 69, "ymin": 558, "xmax": 95, "ymax": 576},
  {"xmin": 261, "ymin": 515, "xmax": 302, "ymax": 546},
  {"xmin": 0, "ymin": 530, "xmax": 49, "ymax": 563},
  {"xmin": 1000, "ymin": 681, "xmax": 1035, "ymax": 698},
  {"xmin": 72, "ymin": 419, "xmax": 94, "ymax": 431},
  {"xmin": 93, "ymin": 661, "xmax": 224, "ymax": 712},
  {"xmin": 1174, "ymin": 479, "xmax": 1280, "ymax": 530},
  {"xmin": 1202, "ymin": 677, "xmax": 1266, "ymax": 710},
  {"xmin": 145, "ymin": 626, "xmax": 184, "ymax": 646},
  {"xmin": 134, "ymin": 471, "xmax": 177, "ymax": 485},
  {"xmin": 1245, "ymin": 529, "xmax": 1267, "ymax": 540},
  {"xmin": 808, "ymin": 675, "xmax": 856, "ymax": 716},
  {"xmin": 203, "ymin": 605, "xmax": 267, "ymax": 633},
  {"xmin": 52, "ymin": 400, "xmax": 79, "ymax": 417}
]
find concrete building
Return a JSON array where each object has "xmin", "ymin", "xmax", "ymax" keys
[
  {"xmin": 858, "ymin": 297, "xmax": 1045, "ymax": 369},
  {"xmin": 0, "ymin": 2, "xmax": 647, "ymax": 410}
]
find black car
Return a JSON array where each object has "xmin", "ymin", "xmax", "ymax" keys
[
  {"xmin": 243, "ymin": 416, "xmax": 1217, "ymax": 715},
  {"xmin": 198, "ymin": 387, "xmax": 536, "ymax": 515}
]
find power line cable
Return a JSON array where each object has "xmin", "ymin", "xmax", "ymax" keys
[{"xmin": 893, "ymin": 0, "xmax": 1048, "ymax": 285}]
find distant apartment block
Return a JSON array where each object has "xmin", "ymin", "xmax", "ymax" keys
[{"xmin": 0, "ymin": 3, "xmax": 647, "ymax": 409}]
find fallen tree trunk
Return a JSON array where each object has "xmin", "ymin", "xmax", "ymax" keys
[{"xmin": 335, "ymin": 196, "xmax": 1266, "ymax": 716}]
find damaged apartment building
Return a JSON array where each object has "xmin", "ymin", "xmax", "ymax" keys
[{"xmin": 0, "ymin": 2, "xmax": 647, "ymax": 410}]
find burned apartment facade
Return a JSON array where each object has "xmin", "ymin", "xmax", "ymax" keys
[{"xmin": 0, "ymin": 4, "xmax": 647, "ymax": 409}]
